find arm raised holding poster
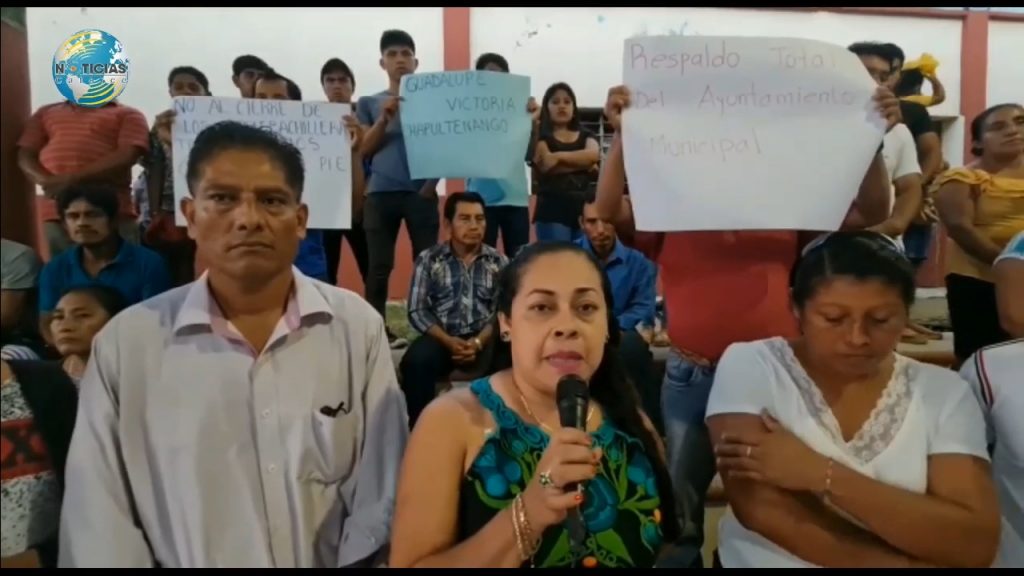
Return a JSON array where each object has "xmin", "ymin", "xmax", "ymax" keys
[{"xmin": 619, "ymin": 36, "xmax": 894, "ymax": 232}]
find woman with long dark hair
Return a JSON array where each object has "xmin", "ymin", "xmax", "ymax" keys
[
  {"xmin": 532, "ymin": 83, "xmax": 600, "ymax": 243},
  {"xmin": 389, "ymin": 242, "xmax": 678, "ymax": 568}
]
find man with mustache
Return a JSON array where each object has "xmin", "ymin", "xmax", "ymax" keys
[
  {"xmin": 58, "ymin": 122, "xmax": 407, "ymax": 567},
  {"xmin": 400, "ymin": 192, "xmax": 507, "ymax": 426}
]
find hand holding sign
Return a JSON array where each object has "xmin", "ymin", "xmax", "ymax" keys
[
  {"xmin": 873, "ymin": 86, "xmax": 901, "ymax": 132},
  {"xmin": 155, "ymin": 109, "xmax": 175, "ymax": 147},
  {"xmin": 380, "ymin": 96, "xmax": 400, "ymax": 124},
  {"xmin": 343, "ymin": 114, "xmax": 363, "ymax": 150},
  {"xmin": 604, "ymin": 85, "xmax": 631, "ymax": 132},
  {"xmin": 528, "ymin": 96, "xmax": 541, "ymax": 125}
]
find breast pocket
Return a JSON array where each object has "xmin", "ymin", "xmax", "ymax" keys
[
  {"xmin": 429, "ymin": 274, "xmax": 456, "ymax": 317},
  {"xmin": 309, "ymin": 409, "xmax": 360, "ymax": 483}
]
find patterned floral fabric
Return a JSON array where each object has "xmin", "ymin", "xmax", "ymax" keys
[
  {"xmin": 1, "ymin": 379, "xmax": 61, "ymax": 557},
  {"xmin": 457, "ymin": 378, "xmax": 663, "ymax": 568}
]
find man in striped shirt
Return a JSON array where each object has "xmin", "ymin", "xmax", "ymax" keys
[{"xmin": 17, "ymin": 100, "xmax": 150, "ymax": 258}]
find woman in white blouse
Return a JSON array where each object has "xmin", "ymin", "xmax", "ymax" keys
[{"xmin": 706, "ymin": 231, "xmax": 1000, "ymax": 568}]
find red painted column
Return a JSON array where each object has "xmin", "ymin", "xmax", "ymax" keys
[
  {"xmin": 916, "ymin": 11, "xmax": 989, "ymax": 288},
  {"xmin": 0, "ymin": 9, "xmax": 38, "ymax": 248}
]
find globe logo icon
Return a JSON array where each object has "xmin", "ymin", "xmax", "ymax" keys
[{"xmin": 51, "ymin": 29, "xmax": 130, "ymax": 108}]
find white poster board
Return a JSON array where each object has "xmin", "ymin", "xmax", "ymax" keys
[
  {"xmin": 621, "ymin": 36, "xmax": 885, "ymax": 232},
  {"xmin": 171, "ymin": 96, "xmax": 352, "ymax": 229}
]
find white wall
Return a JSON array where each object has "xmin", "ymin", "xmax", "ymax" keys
[
  {"xmin": 987, "ymin": 20, "xmax": 1024, "ymax": 107},
  {"xmin": 27, "ymin": 7, "xmax": 445, "ymax": 125},
  {"xmin": 470, "ymin": 7, "xmax": 964, "ymax": 118}
]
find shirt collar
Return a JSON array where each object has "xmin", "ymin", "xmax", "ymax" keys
[
  {"xmin": 439, "ymin": 241, "xmax": 501, "ymax": 263},
  {"xmin": 172, "ymin": 266, "xmax": 334, "ymax": 334},
  {"xmin": 72, "ymin": 238, "xmax": 132, "ymax": 271},
  {"xmin": 578, "ymin": 236, "xmax": 626, "ymax": 266}
]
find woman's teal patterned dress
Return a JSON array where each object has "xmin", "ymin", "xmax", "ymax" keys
[{"xmin": 457, "ymin": 378, "xmax": 664, "ymax": 568}]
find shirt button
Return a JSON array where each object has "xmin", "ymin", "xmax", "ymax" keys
[
  {"xmin": 261, "ymin": 409, "xmax": 271, "ymax": 419},
  {"xmin": 267, "ymin": 464, "xmax": 277, "ymax": 473}
]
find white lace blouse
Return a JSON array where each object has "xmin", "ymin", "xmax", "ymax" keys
[{"xmin": 706, "ymin": 337, "xmax": 990, "ymax": 568}]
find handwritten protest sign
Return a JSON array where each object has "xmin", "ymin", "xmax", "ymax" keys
[
  {"xmin": 171, "ymin": 96, "xmax": 352, "ymax": 229},
  {"xmin": 400, "ymin": 70, "xmax": 532, "ymax": 180},
  {"xmin": 621, "ymin": 36, "xmax": 885, "ymax": 232}
]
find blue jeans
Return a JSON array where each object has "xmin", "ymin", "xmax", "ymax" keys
[
  {"xmin": 657, "ymin": 349, "xmax": 717, "ymax": 568},
  {"xmin": 534, "ymin": 221, "xmax": 582, "ymax": 243},
  {"xmin": 903, "ymin": 223, "xmax": 935, "ymax": 268}
]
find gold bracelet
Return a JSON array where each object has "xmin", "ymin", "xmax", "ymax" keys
[
  {"xmin": 513, "ymin": 494, "xmax": 541, "ymax": 559},
  {"xmin": 511, "ymin": 495, "xmax": 528, "ymax": 561},
  {"xmin": 823, "ymin": 457, "xmax": 835, "ymax": 502}
]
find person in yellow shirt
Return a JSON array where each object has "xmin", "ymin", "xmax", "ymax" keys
[{"xmin": 935, "ymin": 103, "xmax": 1024, "ymax": 363}]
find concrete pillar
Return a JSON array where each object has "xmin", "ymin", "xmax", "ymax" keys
[{"xmin": 0, "ymin": 8, "xmax": 38, "ymax": 248}]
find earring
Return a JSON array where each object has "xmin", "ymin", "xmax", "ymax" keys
[{"xmin": 500, "ymin": 331, "xmax": 511, "ymax": 342}]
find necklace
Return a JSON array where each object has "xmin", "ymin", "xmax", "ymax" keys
[{"xmin": 515, "ymin": 384, "xmax": 594, "ymax": 433}]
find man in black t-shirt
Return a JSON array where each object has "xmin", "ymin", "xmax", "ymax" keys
[{"xmin": 883, "ymin": 42, "xmax": 945, "ymax": 270}]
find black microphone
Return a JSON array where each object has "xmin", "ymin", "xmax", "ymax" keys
[{"xmin": 556, "ymin": 375, "xmax": 590, "ymax": 558}]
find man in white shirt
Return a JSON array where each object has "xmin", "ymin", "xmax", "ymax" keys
[
  {"xmin": 994, "ymin": 231, "xmax": 1024, "ymax": 337},
  {"xmin": 59, "ymin": 121, "xmax": 408, "ymax": 567},
  {"xmin": 960, "ymin": 339, "xmax": 1023, "ymax": 568},
  {"xmin": 960, "ymin": 234, "xmax": 1024, "ymax": 568},
  {"xmin": 849, "ymin": 42, "xmax": 924, "ymax": 246}
]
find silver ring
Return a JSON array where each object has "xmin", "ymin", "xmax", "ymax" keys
[{"xmin": 539, "ymin": 470, "xmax": 555, "ymax": 488}]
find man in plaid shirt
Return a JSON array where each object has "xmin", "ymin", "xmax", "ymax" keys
[{"xmin": 399, "ymin": 192, "xmax": 508, "ymax": 425}]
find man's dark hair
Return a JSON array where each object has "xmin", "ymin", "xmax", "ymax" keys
[
  {"xmin": 847, "ymin": 42, "xmax": 892, "ymax": 64},
  {"xmin": 380, "ymin": 29, "xmax": 415, "ymax": 54},
  {"xmin": 582, "ymin": 189, "xmax": 598, "ymax": 205},
  {"xmin": 443, "ymin": 192, "xmax": 486, "ymax": 221},
  {"xmin": 168, "ymin": 66, "xmax": 210, "ymax": 93},
  {"xmin": 57, "ymin": 185, "xmax": 119, "ymax": 222},
  {"xmin": 882, "ymin": 42, "xmax": 906, "ymax": 67},
  {"xmin": 186, "ymin": 121, "xmax": 305, "ymax": 199},
  {"xmin": 475, "ymin": 52, "xmax": 509, "ymax": 72},
  {"xmin": 791, "ymin": 231, "xmax": 915, "ymax": 310},
  {"xmin": 257, "ymin": 69, "xmax": 302, "ymax": 100},
  {"xmin": 321, "ymin": 58, "xmax": 355, "ymax": 88},
  {"xmin": 232, "ymin": 55, "xmax": 269, "ymax": 77}
]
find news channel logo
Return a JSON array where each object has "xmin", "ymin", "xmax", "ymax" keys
[{"xmin": 52, "ymin": 29, "xmax": 130, "ymax": 108}]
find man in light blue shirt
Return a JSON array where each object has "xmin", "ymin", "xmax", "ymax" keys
[
  {"xmin": 465, "ymin": 53, "xmax": 540, "ymax": 259},
  {"xmin": 576, "ymin": 191, "xmax": 661, "ymax": 433}
]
